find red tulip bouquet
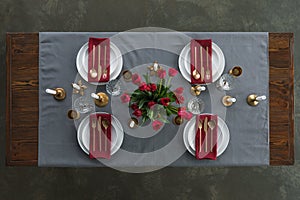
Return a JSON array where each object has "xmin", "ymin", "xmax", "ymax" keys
[{"xmin": 120, "ymin": 66, "xmax": 192, "ymax": 130}]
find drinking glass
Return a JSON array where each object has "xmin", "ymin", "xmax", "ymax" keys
[
  {"xmin": 73, "ymin": 96, "xmax": 95, "ymax": 113},
  {"xmin": 106, "ymin": 79, "xmax": 122, "ymax": 96},
  {"xmin": 215, "ymin": 73, "xmax": 235, "ymax": 91},
  {"xmin": 187, "ymin": 97, "xmax": 205, "ymax": 114}
]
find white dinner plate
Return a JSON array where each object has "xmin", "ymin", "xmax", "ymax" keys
[
  {"xmin": 183, "ymin": 114, "xmax": 230, "ymax": 157},
  {"xmin": 76, "ymin": 42, "xmax": 123, "ymax": 85},
  {"xmin": 178, "ymin": 42, "xmax": 225, "ymax": 83},
  {"xmin": 77, "ymin": 112, "xmax": 124, "ymax": 155}
]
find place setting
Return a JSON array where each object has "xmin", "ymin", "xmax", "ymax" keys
[
  {"xmin": 76, "ymin": 37, "xmax": 123, "ymax": 85},
  {"xmin": 178, "ymin": 39, "xmax": 225, "ymax": 84},
  {"xmin": 77, "ymin": 112, "xmax": 124, "ymax": 159},
  {"xmin": 183, "ymin": 113, "xmax": 230, "ymax": 159}
]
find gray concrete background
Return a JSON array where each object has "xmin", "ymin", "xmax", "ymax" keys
[{"xmin": 0, "ymin": 0, "xmax": 299, "ymax": 199}]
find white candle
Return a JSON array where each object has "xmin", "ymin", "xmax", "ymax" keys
[
  {"xmin": 45, "ymin": 89, "xmax": 57, "ymax": 95},
  {"xmin": 153, "ymin": 62, "xmax": 159, "ymax": 71},
  {"xmin": 72, "ymin": 83, "xmax": 81, "ymax": 90},
  {"xmin": 227, "ymin": 97, "xmax": 236, "ymax": 103},
  {"xmin": 129, "ymin": 121, "xmax": 135, "ymax": 128},
  {"xmin": 196, "ymin": 86, "xmax": 206, "ymax": 91},
  {"xmin": 256, "ymin": 95, "xmax": 266, "ymax": 101},
  {"xmin": 91, "ymin": 93, "xmax": 100, "ymax": 100}
]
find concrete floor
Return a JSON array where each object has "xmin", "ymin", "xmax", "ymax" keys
[{"xmin": 0, "ymin": 0, "xmax": 299, "ymax": 199}]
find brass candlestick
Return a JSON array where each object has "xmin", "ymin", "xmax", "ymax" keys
[
  {"xmin": 190, "ymin": 85, "xmax": 206, "ymax": 96},
  {"xmin": 128, "ymin": 117, "xmax": 139, "ymax": 128},
  {"xmin": 222, "ymin": 95, "xmax": 236, "ymax": 107},
  {"xmin": 46, "ymin": 88, "xmax": 66, "ymax": 100},
  {"xmin": 247, "ymin": 94, "xmax": 266, "ymax": 106},
  {"xmin": 93, "ymin": 92, "xmax": 109, "ymax": 107}
]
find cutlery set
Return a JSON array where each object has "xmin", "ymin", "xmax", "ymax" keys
[
  {"xmin": 197, "ymin": 117, "xmax": 216, "ymax": 153},
  {"xmin": 89, "ymin": 44, "xmax": 108, "ymax": 81},
  {"xmin": 91, "ymin": 116, "xmax": 110, "ymax": 152},
  {"xmin": 192, "ymin": 45, "xmax": 211, "ymax": 82}
]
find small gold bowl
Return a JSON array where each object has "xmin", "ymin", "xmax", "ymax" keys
[
  {"xmin": 67, "ymin": 110, "xmax": 80, "ymax": 119},
  {"xmin": 122, "ymin": 70, "xmax": 132, "ymax": 82},
  {"xmin": 173, "ymin": 115, "xmax": 184, "ymax": 125},
  {"xmin": 229, "ymin": 66, "xmax": 243, "ymax": 77}
]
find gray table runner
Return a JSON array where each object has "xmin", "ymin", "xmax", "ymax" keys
[{"xmin": 39, "ymin": 32, "xmax": 269, "ymax": 168}]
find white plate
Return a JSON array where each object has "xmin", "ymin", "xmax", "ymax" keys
[
  {"xmin": 76, "ymin": 42, "xmax": 123, "ymax": 85},
  {"xmin": 183, "ymin": 114, "xmax": 230, "ymax": 157},
  {"xmin": 178, "ymin": 42, "xmax": 225, "ymax": 83},
  {"xmin": 77, "ymin": 112, "xmax": 124, "ymax": 155}
]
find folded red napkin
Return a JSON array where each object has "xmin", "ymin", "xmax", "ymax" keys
[
  {"xmin": 89, "ymin": 113, "xmax": 112, "ymax": 159},
  {"xmin": 190, "ymin": 39, "xmax": 212, "ymax": 84},
  {"xmin": 195, "ymin": 114, "xmax": 218, "ymax": 160},
  {"xmin": 88, "ymin": 38, "xmax": 110, "ymax": 82}
]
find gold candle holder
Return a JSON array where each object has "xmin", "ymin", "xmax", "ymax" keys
[
  {"xmin": 229, "ymin": 66, "xmax": 243, "ymax": 77},
  {"xmin": 46, "ymin": 88, "xmax": 66, "ymax": 100},
  {"xmin": 222, "ymin": 95, "xmax": 236, "ymax": 107},
  {"xmin": 190, "ymin": 85, "xmax": 206, "ymax": 96},
  {"xmin": 128, "ymin": 117, "xmax": 138, "ymax": 128},
  {"xmin": 247, "ymin": 94, "xmax": 266, "ymax": 106},
  {"xmin": 94, "ymin": 92, "xmax": 109, "ymax": 107}
]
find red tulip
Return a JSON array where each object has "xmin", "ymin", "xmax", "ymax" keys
[
  {"xmin": 139, "ymin": 82, "xmax": 148, "ymax": 91},
  {"xmin": 157, "ymin": 69, "xmax": 166, "ymax": 79},
  {"xmin": 133, "ymin": 109, "xmax": 143, "ymax": 117},
  {"xmin": 131, "ymin": 103, "xmax": 138, "ymax": 110},
  {"xmin": 160, "ymin": 97, "xmax": 170, "ymax": 106},
  {"xmin": 174, "ymin": 87, "xmax": 184, "ymax": 95},
  {"xmin": 168, "ymin": 68, "xmax": 178, "ymax": 77},
  {"xmin": 152, "ymin": 120, "xmax": 163, "ymax": 131},
  {"xmin": 149, "ymin": 83, "xmax": 157, "ymax": 92},
  {"xmin": 175, "ymin": 95, "xmax": 185, "ymax": 104},
  {"xmin": 120, "ymin": 93, "xmax": 130, "ymax": 103},
  {"xmin": 148, "ymin": 101, "xmax": 156, "ymax": 108},
  {"xmin": 178, "ymin": 107, "xmax": 193, "ymax": 120},
  {"xmin": 132, "ymin": 73, "xmax": 142, "ymax": 85}
]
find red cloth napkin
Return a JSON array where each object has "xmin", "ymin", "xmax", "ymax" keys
[
  {"xmin": 88, "ymin": 38, "xmax": 110, "ymax": 82},
  {"xmin": 195, "ymin": 114, "xmax": 218, "ymax": 160},
  {"xmin": 190, "ymin": 39, "xmax": 212, "ymax": 84},
  {"xmin": 89, "ymin": 113, "xmax": 112, "ymax": 159}
]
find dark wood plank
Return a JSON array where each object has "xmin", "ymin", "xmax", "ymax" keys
[
  {"xmin": 6, "ymin": 32, "xmax": 294, "ymax": 166},
  {"xmin": 269, "ymin": 33, "xmax": 294, "ymax": 165},
  {"xmin": 6, "ymin": 33, "xmax": 39, "ymax": 166}
]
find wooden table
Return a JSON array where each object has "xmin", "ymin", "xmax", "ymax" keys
[{"xmin": 5, "ymin": 33, "xmax": 294, "ymax": 166}]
